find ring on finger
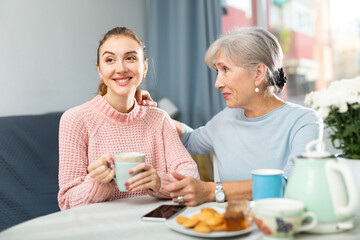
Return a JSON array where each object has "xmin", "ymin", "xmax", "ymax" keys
[{"xmin": 177, "ymin": 195, "xmax": 184, "ymax": 204}]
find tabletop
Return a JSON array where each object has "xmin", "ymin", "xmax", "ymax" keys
[{"xmin": 0, "ymin": 196, "xmax": 359, "ymax": 240}]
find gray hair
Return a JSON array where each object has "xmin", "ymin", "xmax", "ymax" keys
[{"xmin": 205, "ymin": 27, "xmax": 285, "ymax": 95}]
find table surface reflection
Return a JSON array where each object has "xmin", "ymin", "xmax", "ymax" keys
[{"xmin": 0, "ymin": 196, "xmax": 359, "ymax": 240}]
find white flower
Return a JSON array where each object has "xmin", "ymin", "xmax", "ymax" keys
[
  {"xmin": 305, "ymin": 77, "xmax": 360, "ymax": 116},
  {"xmin": 318, "ymin": 107, "xmax": 330, "ymax": 119},
  {"xmin": 338, "ymin": 103, "xmax": 348, "ymax": 113},
  {"xmin": 305, "ymin": 77, "xmax": 360, "ymax": 158},
  {"xmin": 304, "ymin": 92, "xmax": 314, "ymax": 106}
]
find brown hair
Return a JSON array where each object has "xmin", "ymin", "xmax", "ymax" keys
[{"xmin": 96, "ymin": 27, "xmax": 147, "ymax": 96}]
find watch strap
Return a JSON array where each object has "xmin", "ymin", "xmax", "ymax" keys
[{"xmin": 216, "ymin": 182, "xmax": 223, "ymax": 191}]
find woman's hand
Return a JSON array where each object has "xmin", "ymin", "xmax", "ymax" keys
[
  {"xmin": 87, "ymin": 153, "xmax": 115, "ymax": 184},
  {"xmin": 135, "ymin": 89, "xmax": 157, "ymax": 107},
  {"xmin": 173, "ymin": 119, "xmax": 184, "ymax": 136},
  {"xmin": 164, "ymin": 172, "xmax": 214, "ymax": 206},
  {"xmin": 125, "ymin": 163, "xmax": 161, "ymax": 193}
]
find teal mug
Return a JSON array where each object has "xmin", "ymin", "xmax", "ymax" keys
[
  {"xmin": 113, "ymin": 152, "xmax": 145, "ymax": 191},
  {"xmin": 251, "ymin": 169, "xmax": 287, "ymax": 200}
]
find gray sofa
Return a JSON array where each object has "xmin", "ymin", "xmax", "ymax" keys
[{"xmin": 0, "ymin": 112, "xmax": 63, "ymax": 231}]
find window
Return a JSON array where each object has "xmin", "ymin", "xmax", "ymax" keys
[{"xmin": 222, "ymin": 0, "xmax": 360, "ymax": 100}]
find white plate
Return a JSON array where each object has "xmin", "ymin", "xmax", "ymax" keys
[{"xmin": 165, "ymin": 205, "xmax": 256, "ymax": 238}]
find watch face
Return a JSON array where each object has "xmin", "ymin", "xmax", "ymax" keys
[{"xmin": 216, "ymin": 191, "xmax": 225, "ymax": 202}]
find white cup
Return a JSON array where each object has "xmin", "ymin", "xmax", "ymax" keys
[{"xmin": 253, "ymin": 198, "xmax": 318, "ymax": 239}]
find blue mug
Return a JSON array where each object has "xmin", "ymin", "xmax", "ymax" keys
[{"xmin": 251, "ymin": 169, "xmax": 287, "ymax": 200}]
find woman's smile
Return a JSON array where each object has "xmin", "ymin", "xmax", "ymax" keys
[{"xmin": 113, "ymin": 76, "xmax": 132, "ymax": 86}]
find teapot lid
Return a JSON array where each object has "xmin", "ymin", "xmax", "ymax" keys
[{"xmin": 302, "ymin": 140, "xmax": 332, "ymax": 158}]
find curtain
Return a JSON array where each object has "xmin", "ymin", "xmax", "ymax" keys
[{"xmin": 146, "ymin": 0, "xmax": 226, "ymax": 128}]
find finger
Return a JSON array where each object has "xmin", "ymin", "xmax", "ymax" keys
[
  {"xmin": 89, "ymin": 164, "xmax": 109, "ymax": 179},
  {"xmin": 135, "ymin": 90, "xmax": 151, "ymax": 104},
  {"xmin": 171, "ymin": 171, "xmax": 186, "ymax": 181},
  {"xmin": 169, "ymin": 188, "xmax": 186, "ymax": 198},
  {"xmin": 107, "ymin": 156, "xmax": 114, "ymax": 165},
  {"xmin": 88, "ymin": 162, "xmax": 109, "ymax": 176},
  {"xmin": 140, "ymin": 100, "xmax": 157, "ymax": 108},
  {"xmin": 131, "ymin": 184, "xmax": 153, "ymax": 192},
  {"xmin": 99, "ymin": 168, "xmax": 115, "ymax": 183},
  {"xmin": 94, "ymin": 167, "xmax": 114, "ymax": 183},
  {"xmin": 129, "ymin": 163, "xmax": 149, "ymax": 175},
  {"xmin": 128, "ymin": 176, "xmax": 153, "ymax": 191},
  {"xmin": 143, "ymin": 100, "xmax": 157, "ymax": 107},
  {"xmin": 134, "ymin": 89, "xmax": 142, "ymax": 102},
  {"xmin": 142, "ymin": 90, "xmax": 153, "ymax": 101},
  {"xmin": 141, "ymin": 90, "xmax": 151, "ymax": 101},
  {"xmin": 87, "ymin": 159, "xmax": 104, "ymax": 172},
  {"xmin": 128, "ymin": 169, "xmax": 159, "ymax": 191},
  {"xmin": 172, "ymin": 194, "xmax": 187, "ymax": 203},
  {"xmin": 164, "ymin": 179, "xmax": 187, "ymax": 192},
  {"xmin": 127, "ymin": 165, "xmax": 153, "ymax": 185},
  {"xmin": 185, "ymin": 201, "xmax": 197, "ymax": 207},
  {"xmin": 174, "ymin": 195, "xmax": 198, "ymax": 207},
  {"xmin": 148, "ymin": 101, "xmax": 157, "ymax": 107},
  {"xmin": 88, "ymin": 154, "xmax": 111, "ymax": 172},
  {"xmin": 131, "ymin": 173, "xmax": 160, "ymax": 192},
  {"xmin": 103, "ymin": 153, "xmax": 114, "ymax": 165}
]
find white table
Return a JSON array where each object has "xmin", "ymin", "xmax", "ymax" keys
[{"xmin": 0, "ymin": 196, "xmax": 359, "ymax": 240}]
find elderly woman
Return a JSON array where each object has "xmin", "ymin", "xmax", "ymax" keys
[{"xmin": 137, "ymin": 27, "xmax": 323, "ymax": 206}]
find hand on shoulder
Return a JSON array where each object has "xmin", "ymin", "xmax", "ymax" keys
[{"xmin": 135, "ymin": 89, "xmax": 157, "ymax": 107}]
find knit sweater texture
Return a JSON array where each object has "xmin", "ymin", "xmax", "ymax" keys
[{"xmin": 58, "ymin": 95, "xmax": 199, "ymax": 210}]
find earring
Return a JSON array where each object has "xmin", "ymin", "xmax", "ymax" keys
[{"xmin": 255, "ymin": 87, "xmax": 259, "ymax": 93}]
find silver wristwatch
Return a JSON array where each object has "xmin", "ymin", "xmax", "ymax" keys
[{"xmin": 214, "ymin": 182, "xmax": 225, "ymax": 203}]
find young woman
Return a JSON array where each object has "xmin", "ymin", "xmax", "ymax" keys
[{"xmin": 58, "ymin": 27, "xmax": 199, "ymax": 210}]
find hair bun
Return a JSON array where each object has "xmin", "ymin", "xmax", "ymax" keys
[{"xmin": 276, "ymin": 68, "xmax": 287, "ymax": 87}]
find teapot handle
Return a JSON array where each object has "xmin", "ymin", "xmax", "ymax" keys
[{"xmin": 326, "ymin": 161, "xmax": 360, "ymax": 218}]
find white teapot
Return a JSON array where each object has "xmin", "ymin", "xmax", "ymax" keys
[{"xmin": 285, "ymin": 140, "xmax": 360, "ymax": 233}]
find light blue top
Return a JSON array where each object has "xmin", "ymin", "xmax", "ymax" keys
[{"xmin": 181, "ymin": 102, "xmax": 323, "ymax": 181}]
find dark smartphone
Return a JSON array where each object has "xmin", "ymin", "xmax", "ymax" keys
[{"xmin": 141, "ymin": 204, "xmax": 186, "ymax": 221}]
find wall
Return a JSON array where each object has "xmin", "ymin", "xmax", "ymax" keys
[{"xmin": 0, "ymin": 0, "xmax": 146, "ymax": 116}]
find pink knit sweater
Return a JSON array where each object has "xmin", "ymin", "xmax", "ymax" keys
[{"xmin": 58, "ymin": 95, "xmax": 199, "ymax": 210}]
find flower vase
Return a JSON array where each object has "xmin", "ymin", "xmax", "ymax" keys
[{"xmin": 337, "ymin": 156, "xmax": 360, "ymax": 213}]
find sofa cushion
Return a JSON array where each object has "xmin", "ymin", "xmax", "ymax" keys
[{"xmin": 0, "ymin": 112, "xmax": 62, "ymax": 231}]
